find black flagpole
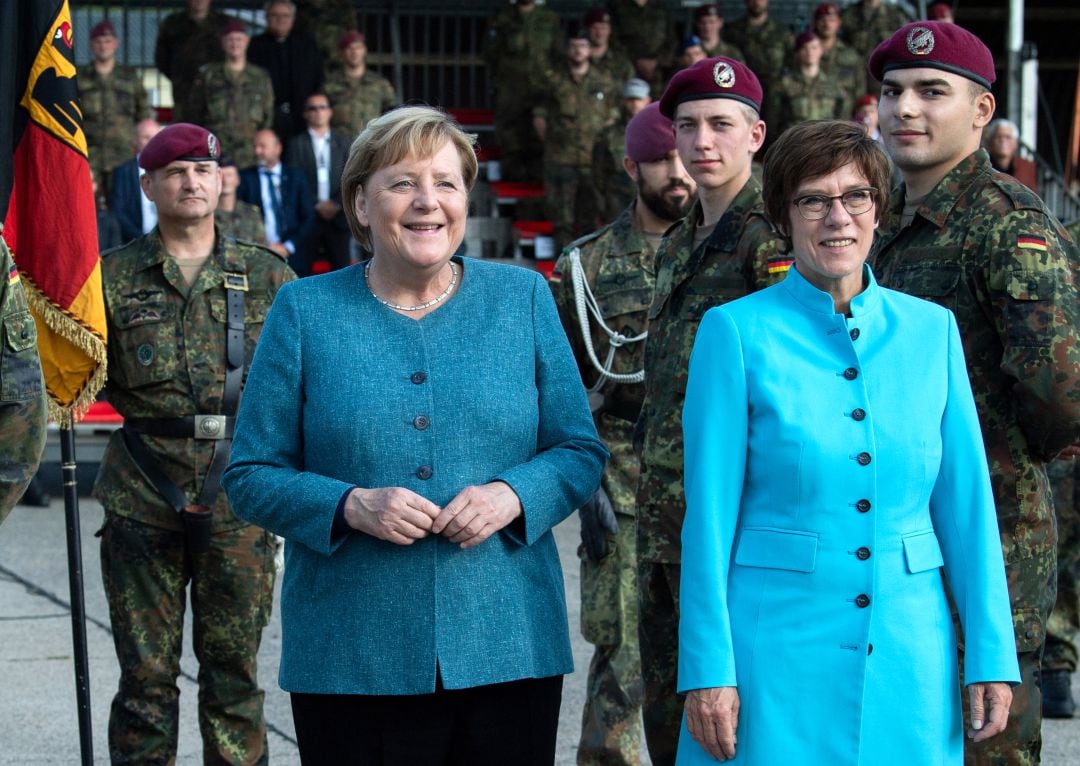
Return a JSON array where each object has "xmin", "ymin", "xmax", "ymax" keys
[{"xmin": 60, "ymin": 425, "xmax": 94, "ymax": 765}]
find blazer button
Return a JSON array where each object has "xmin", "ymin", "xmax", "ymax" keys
[
  {"xmin": 416, "ymin": 465, "xmax": 433, "ymax": 480},
  {"xmin": 411, "ymin": 371, "xmax": 427, "ymax": 384},
  {"xmin": 856, "ymin": 546, "xmax": 871, "ymax": 560},
  {"xmin": 849, "ymin": 328, "xmax": 860, "ymax": 341},
  {"xmin": 855, "ymin": 594, "xmax": 871, "ymax": 608},
  {"xmin": 843, "ymin": 367, "xmax": 859, "ymax": 380},
  {"xmin": 851, "ymin": 408, "xmax": 866, "ymax": 421},
  {"xmin": 867, "ymin": 643, "xmax": 874, "ymax": 655},
  {"xmin": 856, "ymin": 498, "xmax": 871, "ymax": 513},
  {"xmin": 413, "ymin": 415, "xmax": 430, "ymax": 430},
  {"xmin": 856, "ymin": 452, "xmax": 872, "ymax": 466}
]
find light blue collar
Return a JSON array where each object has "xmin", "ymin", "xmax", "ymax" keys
[{"xmin": 782, "ymin": 262, "xmax": 881, "ymax": 317}]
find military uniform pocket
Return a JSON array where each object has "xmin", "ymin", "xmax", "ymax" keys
[
  {"xmin": 110, "ymin": 303, "xmax": 175, "ymax": 389},
  {"xmin": 1, "ymin": 310, "xmax": 43, "ymax": 401},
  {"xmin": 1004, "ymin": 268, "xmax": 1054, "ymax": 347}
]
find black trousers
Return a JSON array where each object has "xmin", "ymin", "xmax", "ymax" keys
[{"xmin": 291, "ymin": 674, "xmax": 563, "ymax": 765}]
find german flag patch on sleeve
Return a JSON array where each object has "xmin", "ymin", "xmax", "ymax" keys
[{"xmin": 1017, "ymin": 235, "xmax": 1048, "ymax": 252}]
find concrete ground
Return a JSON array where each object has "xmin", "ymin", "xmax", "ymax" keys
[{"xmin": 1, "ymin": 497, "xmax": 1077, "ymax": 764}]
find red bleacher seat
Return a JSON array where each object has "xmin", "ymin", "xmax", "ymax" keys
[{"xmin": 490, "ymin": 182, "xmax": 545, "ymax": 200}]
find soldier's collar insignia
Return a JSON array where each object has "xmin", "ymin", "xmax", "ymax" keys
[
  {"xmin": 713, "ymin": 61, "xmax": 736, "ymax": 88},
  {"xmin": 906, "ymin": 26, "xmax": 935, "ymax": 56}
]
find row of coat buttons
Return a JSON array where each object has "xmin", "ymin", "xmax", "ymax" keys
[{"xmin": 411, "ymin": 372, "xmax": 431, "ymax": 478}]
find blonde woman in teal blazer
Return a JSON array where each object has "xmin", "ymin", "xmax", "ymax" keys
[
  {"xmin": 223, "ymin": 107, "xmax": 607, "ymax": 764},
  {"xmin": 677, "ymin": 122, "xmax": 1019, "ymax": 765}
]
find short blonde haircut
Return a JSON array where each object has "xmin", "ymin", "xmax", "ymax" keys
[{"xmin": 341, "ymin": 106, "xmax": 478, "ymax": 247}]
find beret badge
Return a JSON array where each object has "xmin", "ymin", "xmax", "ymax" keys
[
  {"xmin": 208, "ymin": 133, "xmax": 219, "ymax": 157},
  {"xmin": 906, "ymin": 26, "xmax": 935, "ymax": 56},
  {"xmin": 713, "ymin": 61, "xmax": 736, "ymax": 89}
]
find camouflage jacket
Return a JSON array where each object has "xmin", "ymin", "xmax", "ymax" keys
[
  {"xmin": 872, "ymin": 149, "xmax": 1080, "ymax": 647},
  {"xmin": 768, "ymin": 68, "xmax": 850, "ymax": 139},
  {"xmin": 216, "ymin": 202, "xmax": 268, "ymax": 245},
  {"xmin": 703, "ymin": 39, "xmax": 745, "ymax": 63},
  {"xmin": 820, "ymin": 38, "xmax": 867, "ymax": 107},
  {"xmin": 324, "ymin": 68, "xmax": 399, "ymax": 135},
  {"xmin": 590, "ymin": 46, "xmax": 635, "ymax": 83},
  {"xmin": 295, "ymin": 0, "xmax": 359, "ymax": 70},
  {"xmin": 94, "ymin": 229, "xmax": 296, "ymax": 531},
  {"xmin": 154, "ymin": 9, "xmax": 235, "ymax": 120},
  {"xmin": 724, "ymin": 16, "xmax": 794, "ymax": 87},
  {"xmin": 534, "ymin": 65, "xmax": 620, "ymax": 168},
  {"xmin": 840, "ymin": 0, "xmax": 913, "ymax": 61},
  {"xmin": 592, "ymin": 116, "xmax": 635, "ymax": 223},
  {"xmin": 609, "ymin": 0, "xmax": 675, "ymax": 64},
  {"xmin": 551, "ymin": 204, "xmax": 656, "ymax": 517},
  {"xmin": 483, "ymin": 4, "xmax": 564, "ymax": 91},
  {"xmin": 188, "ymin": 63, "xmax": 275, "ymax": 169},
  {"xmin": 636, "ymin": 181, "xmax": 787, "ymax": 562},
  {"xmin": 77, "ymin": 64, "xmax": 150, "ymax": 180},
  {"xmin": 0, "ymin": 237, "xmax": 47, "ymax": 523}
]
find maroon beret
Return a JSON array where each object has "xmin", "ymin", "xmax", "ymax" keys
[
  {"xmin": 625, "ymin": 103, "xmax": 675, "ymax": 163},
  {"xmin": 584, "ymin": 8, "xmax": 611, "ymax": 26},
  {"xmin": 795, "ymin": 30, "xmax": 818, "ymax": 50},
  {"xmin": 339, "ymin": 30, "xmax": 365, "ymax": 50},
  {"xmin": 814, "ymin": 3, "xmax": 840, "ymax": 19},
  {"xmin": 90, "ymin": 20, "xmax": 116, "ymax": 40},
  {"xmin": 694, "ymin": 4, "xmax": 721, "ymax": 21},
  {"xmin": 659, "ymin": 56, "xmax": 763, "ymax": 118},
  {"xmin": 139, "ymin": 123, "xmax": 221, "ymax": 170},
  {"xmin": 854, "ymin": 93, "xmax": 878, "ymax": 110},
  {"xmin": 868, "ymin": 21, "xmax": 995, "ymax": 89},
  {"xmin": 221, "ymin": 20, "xmax": 247, "ymax": 37}
]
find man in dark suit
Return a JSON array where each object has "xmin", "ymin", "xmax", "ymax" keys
[
  {"xmin": 238, "ymin": 128, "xmax": 315, "ymax": 274},
  {"xmin": 247, "ymin": 0, "xmax": 324, "ymax": 142},
  {"xmin": 108, "ymin": 119, "xmax": 163, "ymax": 243},
  {"xmin": 285, "ymin": 91, "xmax": 353, "ymax": 271}
]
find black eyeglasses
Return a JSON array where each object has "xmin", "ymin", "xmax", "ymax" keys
[{"xmin": 791, "ymin": 188, "xmax": 877, "ymax": 220}]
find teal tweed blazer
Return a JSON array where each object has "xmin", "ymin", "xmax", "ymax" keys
[{"xmin": 223, "ymin": 256, "xmax": 607, "ymax": 694}]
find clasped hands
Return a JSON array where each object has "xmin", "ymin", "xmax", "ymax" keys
[
  {"xmin": 685, "ymin": 681, "xmax": 1011, "ymax": 761},
  {"xmin": 343, "ymin": 482, "xmax": 521, "ymax": 548}
]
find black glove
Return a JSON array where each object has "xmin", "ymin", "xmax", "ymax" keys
[{"xmin": 579, "ymin": 487, "xmax": 618, "ymax": 561}]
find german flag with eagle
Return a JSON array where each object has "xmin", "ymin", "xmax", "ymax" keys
[{"xmin": 1, "ymin": 0, "xmax": 106, "ymax": 424}]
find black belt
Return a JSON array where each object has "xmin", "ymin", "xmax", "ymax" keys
[{"xmin": 124, "ymin": 415, "xmax": 235, "ymax": 440}]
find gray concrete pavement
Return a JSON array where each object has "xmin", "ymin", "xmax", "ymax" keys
[{"xmin": 1, "ymin": 497, "xmax": 1076, "ymax": 764}]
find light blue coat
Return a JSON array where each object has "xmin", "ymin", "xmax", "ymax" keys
[
  {"xmin": 677, "ymin": 265, "xmax": 1019, "ymax": 765},
  {"xmin": 222, "ymin": 257, "xmax": 607, "ymax": 694}
]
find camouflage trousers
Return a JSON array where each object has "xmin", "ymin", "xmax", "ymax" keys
[
  {"xmin": 636, "ymin": 560, "xmax": 681, "ymax": 766},
  {"xmin": 544, "ymin": 164, "xmax": 601, "ymax": 255},
  {"xmin": 578, "ymin": 510, "xmax": 644, "ymax": 766},
  {"xmin": 1045, "ymin": 458, "xmax": 1079, "ymax": 672},
  {"xmin": 100, "ymin": 513, "xmax": 275, "ymax": 765}
]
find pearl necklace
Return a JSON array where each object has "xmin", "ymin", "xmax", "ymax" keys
[{"xmin": 365, "ymin": 260, "xmax": 458, "ymax": 312}]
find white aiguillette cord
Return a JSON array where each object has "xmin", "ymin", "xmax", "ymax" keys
[{"xmin": 567, "ymin": 247, "xmax": 647, "ymax": 392}]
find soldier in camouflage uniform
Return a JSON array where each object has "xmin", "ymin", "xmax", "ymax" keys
[
  {"xmin": 1044, "ymin": 456, "xmax": 1080, "ymax": 717},
  {"xmin": 813, "ymin": 3, "xmax": 867, "ymax": 106},
  {"xmin": 483, "ymin": 0, "xmax": 564, "ymax": 182},
  {"xmin": 592, "ymin": 78, "xmax": 651, "ymax": 224},
  {"xmin": 768, "ymin": 32, "xmax": 850, "ymax": 140},
  {"xmin": 94, "ymin": 124, "xmax": 295, "ymax": 765},
  {"xmin": 609, "ymin": 0, "xmax": 675, "ymax": 85},
  {"xmin": 869, "ymin": 23, "xmax": 1080, "ymax": 765},
  {"xmin": 585, "ymin": 8, "xmax": 635, "ymax": 83},
  {"xmin": 155, "ymin": 0, "xmax": 237, "ymax": 123},
  {"xmin": 725, "ymin": 0, "xmax": 794, "ymax": 91},
  {"xmin": 636, "ymin": 58, "xmax": 786, "ymax": 766},
  {"xmin": 552, "ymin": 103, "xmax": 695, "ymax": 766},
  {"xmin": 0, "ymin": 232, "xmax": 47, "ymax": 524},
  {"xmin": 79, "ymin": 21, "xmax": 150, "ymax": 197},
  {"xmin": 534, "ymin": 32, "xmax": 621, "ymax": 252},
  {"xmin": 324, "ymin": 31, "xmax": 399, "ymax": 137},
  {"xmin": 294, "ymin": 0, "xmax": 358, "ymax": 72},
  {"xmin": 216, "ymin": 160, "xmax": 268, "ymax": 243},
  {"xmin": 694, "ymin": 5, "xmax": 744, "ymax": 61},
  {"xmin": 840, "ymin": 0, "xmax": 912, "ymax": 64},
  {"xmin": 188, "ymin": 22, "xmax": 275, "ymax": 170}
]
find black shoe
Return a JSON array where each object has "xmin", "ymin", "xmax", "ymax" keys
[{"xmin": 1043, "ymin": 669, "xmax": 1077, "ymax": 719}]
